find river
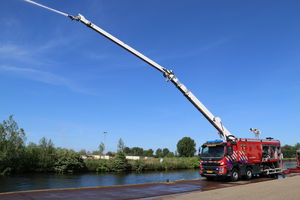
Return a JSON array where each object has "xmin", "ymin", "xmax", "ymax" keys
[
  {"xmin": 0, "ymin": 169, "xmax": 200, "ymax": 193},
  {"xmin": 0, "ymin": 161, "xmax": 296, "ymax": 193}
]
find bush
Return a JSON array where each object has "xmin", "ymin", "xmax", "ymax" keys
[
  {"xmin": 111, "ymin": 152, "xmax": 130, "ymax": 172},
  {"xmin": 85, "ymin": 159, "xmax": 102, "ymax": 172},
  {"xmin": 129, "ymin": 157, "xmax": 199, "ymax": 171},
  {"xmin": 96, "ymin": 152, "xmax": 130, "ymax": 173},
  {"xmin": 96, "ymin": 160, "xmax": 111, "ymax": 172},
  {"xmin": 131, "ymin": 160, "xmax": 146, "ymax": 173},
  {"xmin": 54, "ymin": 148, "xmax": 86, "ymax": 173},
  {"xmin": 0, "ymin": 167, "xmax": 12, "ymax": 176}
]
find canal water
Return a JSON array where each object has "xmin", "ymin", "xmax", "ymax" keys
[
  {"xmin": 0, "ymin": 169, "xmax": 200, "ymax": 193},
  {"xmin": 0, "ymin": 161, "xmax": 296, "ymax": 193}
]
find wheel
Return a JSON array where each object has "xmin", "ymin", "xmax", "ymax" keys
[
  {"xmin": 230, "ymin": 168, "xmax": 239, "ymax": 182},
  {"xmin": 262, "ymin": 165, "xmax": 270, "ymax": 177},
  {"xmin": 245, "ymin": 168, "xmax": 253, "ymax": 180}
]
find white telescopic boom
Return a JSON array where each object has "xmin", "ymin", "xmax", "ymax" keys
[
  {"xmin": 24, "ymin": 0, "xmax": 236, "ymax": 141},
  {"xmin": 74, "ymin": 14, "xmax": 236, "ymax": 141}
]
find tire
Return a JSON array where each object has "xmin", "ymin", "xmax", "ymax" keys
[
  {"xmin": 245, "ymin": 168, "xmax": 253, "ymax": 180},
  {"xmin": 230, "ymin": 168, "xmax": 239, "ymax": 182},
  {"xmin": 262, "ymin": 165, "xmax": 270, "ymax": 177},
  {"xmin": 206, "ymin": 176, "xmax": 214, "ymax": 181}
]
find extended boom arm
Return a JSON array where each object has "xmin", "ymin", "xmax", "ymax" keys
[
  {"xmin": 24, "ymin": 0, "xmax": 236, "ymax": 141},
  {"xmin": 73, "ymin": 14, "xmax": 236, "ymax": 141}
]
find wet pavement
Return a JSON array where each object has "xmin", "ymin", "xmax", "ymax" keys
[{"xmin": 0, "ymin": 177, "xmax": 275, "ymax": 200}]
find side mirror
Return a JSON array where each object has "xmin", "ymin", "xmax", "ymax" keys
[{"xmin": 198, "ymin": 147, "xmax": 201, "ymax": 157}]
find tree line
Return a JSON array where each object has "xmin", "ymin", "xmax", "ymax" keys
[
  {"xmin": 81, "ymin": 137, "xmax": 197, "ymax": 158},
  {"xmin": 0, "ymin": 116, "xmax": 198, "ymax": 175},
  {"xmin": 281, "ymin": 143, "xmax": 300, "ymax": 159},
  {"xmin": 0, "ymin": 116, "xmax": 85, "ymax": 175}
]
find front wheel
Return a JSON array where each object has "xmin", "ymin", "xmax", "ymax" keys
[{"xmin": 230, "ymin": 168, "xmax": 239, "ymax": 181}]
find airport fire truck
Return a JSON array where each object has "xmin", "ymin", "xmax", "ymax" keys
[
  {"xmin": 200, "ymin": 138, "xmax": 282, "ymax": 181},
  {"xmin": 25, "ymin": 0, "xmax": 283, "ymax": 181}
]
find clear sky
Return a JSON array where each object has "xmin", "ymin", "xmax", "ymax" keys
[{"xmin": 1, "ymin": 0, "xmax": 300, "ymax": 153}]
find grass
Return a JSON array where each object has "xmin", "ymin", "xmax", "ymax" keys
[
  {"xmin": 282, "ymin": 158, "xmax": 297, "ymax": 161},
  {"xmin": 84, "ymin": 157, "xmax": 200, "ymax": 173}
]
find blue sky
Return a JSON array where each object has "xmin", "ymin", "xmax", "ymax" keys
[{"xmin": 1, "ymin": 0, "xmax": 300, "ymax": 152}]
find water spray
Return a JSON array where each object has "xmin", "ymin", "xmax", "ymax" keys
[{"xmin": 24, "ymin": 0, "xmax": 76, "ymax": 19}]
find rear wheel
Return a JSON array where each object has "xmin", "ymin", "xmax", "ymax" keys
[
  {"xmin": 262, "ymin": 165, "xmax": 270, "ymax": 177},
  {"xmin": 230, "ymin": 168, "xmax": 239, "ymax": 181},
  {"xmin": 245, "ymin": 168, "xmax": 253, "ymax": 180}
]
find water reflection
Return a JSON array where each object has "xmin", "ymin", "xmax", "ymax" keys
[{"xmin": 0, "ymin": 169, "xmax": 200, "ymax": 193}]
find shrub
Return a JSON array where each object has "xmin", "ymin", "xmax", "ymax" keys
[
  {"xmin": 131, "ymin": 160, "xmax": 146, "ymax": 173},
  {"xmin": 85, "ymin": 159, "xmax": 102, "ymax": 172},
  {"xmin": 54, "ymin": 149, "xmax": 86, "ymax": 173},
  {"xmin": 96, "ymin": 160, "xmax": 110, "ymax": 172},
  {"xmin": 111, "ymin": 152, "xmax": 130, "ymax": 172}
]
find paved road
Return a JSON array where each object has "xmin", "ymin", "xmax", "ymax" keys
[{"xmin": 158, "ymin": 175, "xmax": 300, "ymax": 200}]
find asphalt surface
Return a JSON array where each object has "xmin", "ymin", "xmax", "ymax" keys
[{"xmin": 158, "ymin": 175, "xmax": 300, "ymax": 200}]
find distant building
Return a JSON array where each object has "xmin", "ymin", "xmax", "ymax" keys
[
  {"xmin": 125, "ymin": 156, "xmax": 149, "ymax": 160},
  {"xmin": 81, "ymin": 155, "xmax": 151, "ymax": 160},
  {"xmin": 81, "ymin": 155, "xmax": 114, "ymax": 160}
]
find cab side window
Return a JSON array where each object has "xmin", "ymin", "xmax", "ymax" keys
[{"xmin": 227, "ymin": 146, "xmax": 233, "ymax": 155}]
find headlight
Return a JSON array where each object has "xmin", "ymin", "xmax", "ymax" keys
[{"xmin": 219, "ymin": 167, "xmax": 225, "ymax": 173}]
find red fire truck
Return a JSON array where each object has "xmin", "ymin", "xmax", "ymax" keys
[
  {"xmin": 199, "ymin": 138, "xmax": 282, "ymax": 181},
  {"xmin": 26, "ymin": 0, "xmax": 283, "ymax": 181}
]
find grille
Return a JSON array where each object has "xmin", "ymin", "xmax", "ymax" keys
[
  {"xmin": 202, "ymin": 163, "xmax": 220, "ymax": 166},
  {"xmin": 203, "ymin": 166, "xmax": 218, "ymax": 171}
]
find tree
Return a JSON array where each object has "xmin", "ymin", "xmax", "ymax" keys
[
  {"xmin": 295, "ymin": 143, "xmax": 300, "ymax": 150},
  {"xmin": 132, "ymin": 147, "xmax": 144, "ymax": 156},
  {"xmin": 99, "ymin": 142, "xmax": 105, "ymax": 155},
  {"xmin": 282, "ymin": 144, "xmax": 295, "ymax": 158},
  {"xmin": 177, "ymin": 137, "xmax": 196, "ymax": 157},
  {"xmin": 123, "ymin": 147, "xmax": 132, "ymax": 155},
  {"xmin": 155, "ymin": 148, "xmax": 163, "ymax": 157},
  {"xmin": 0, "ymin": 115, "xmax": 26, "ymax": 174},
  {"xmin": 38, "ymin": 137, "xmax": 55, "ymax": 172},
  {"xmin": 162, "ymin": 148, "xmax": 170, "ymax": 157},
  {"xmin": 78, "ymin": 149, "xmax": 87, "ymax": 155},
  {"xmin": 106, "ymin": 151, "xmax": 115, "ymax": 156},
  {"xmin": 117, "ymin": 138, "xmax": 125, "ymax": 153},
  {"xmin": 166, "ymin": 152, "xmax": 175, "ymax": 157},
  {"xmin": 25, "ymin": 142, "xmax": 40, "ymax": 171},
  {"xmin": 143, "ymin": 149, "xmax": 154, "ymax": 157}
]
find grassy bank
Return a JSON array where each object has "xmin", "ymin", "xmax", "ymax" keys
[
  {"xmin": 85, "ymin": 157, "xmax": 199, "ymax": 173},
  {"xmin": 282, "ymin": 158, "xmax": 296, "ymax": 161}
]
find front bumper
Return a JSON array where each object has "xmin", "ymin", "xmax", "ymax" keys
[
  {"xmin": 201, "ymin": 172, "xmax": 230, "ymax": 177},
  {"xmin": 200, "ymin": 165, "xmax": 229, "ymax": 177}
]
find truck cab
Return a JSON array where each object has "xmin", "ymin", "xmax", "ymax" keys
[{"xmin": 199, "ymin": 140, "xmax": 235, "ymax": 180}]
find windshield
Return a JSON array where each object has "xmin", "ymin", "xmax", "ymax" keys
[{"xmin": 201, "ymin": 145, "xmax": 224, "ymax": 158}]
